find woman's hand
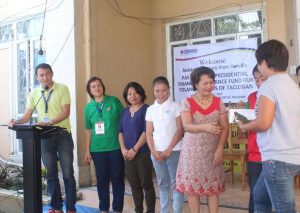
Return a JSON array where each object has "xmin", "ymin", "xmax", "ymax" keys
[
  {"xmin": 205, "ymin": 122, "xmax": 222, "ymax": 135},
  {"xmin": 127, "ymin": 148, "xmax": 137, "ymax": 160},
  {"xmin": 121, "ymin": 148, "xmax": 130, "ymax": 160},
  {"xmin": 84, "ymin": 151, "xmax": 92, "ymax": 164},
  {"xmin": 152, "ymin": 150, "xmax": 164, "ymax": 161},
  {"xmin": 213, "ymin": 146, "xmax": 224, "ymax": 166},
  {"xmin": 161, "ymin": 147, "xmax": 172, "ymax": 159}
]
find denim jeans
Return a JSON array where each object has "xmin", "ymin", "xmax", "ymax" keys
[
  {"xmin": 151, "ymin": 151, "xmax": 184, "ymax": 213},
  {"xmin": 125, "ymin": 151, "xmax": 156, "ymax": 213},
  {"xmin": 254, "ymin": 160, "xmax": 300, "ymax": 213},
  {"xmin": 91, "ymin": 149, "xmax": 125, "ymax": 212},
  {"xmin": 41, "ymin": 131, "xmax": 76, "ymax": 211},
  {"xmin": 247, "ymin": 162, "xmax": 262, "ymax": 213}
]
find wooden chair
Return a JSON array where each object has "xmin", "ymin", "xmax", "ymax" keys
[
  {"xmin": 295, "ymin": 175, "xmax": 300, "ymax": 189},
  {"xmin": 224, "ymin": 123, "xmax": 248, "ymax": 190}
]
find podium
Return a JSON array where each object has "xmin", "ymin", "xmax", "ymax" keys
[{"xmin": 9, "ymin": 124, "xmax": 65, "ymax": 213}]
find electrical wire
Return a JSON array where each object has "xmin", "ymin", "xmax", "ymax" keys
[
  {"xmin": 104, "ymin": 0, "xmax": 247, "ymax": 25},
  {"xmin": 0, "ymin": 0, "xmax": 64, "ymax": 25},
  {"xmin": 41, "ymin": 0, "xmax": 48, "ymax": 37},
  {"xmin": 38, "ymin": 0, "xmax": 48, "ymax": 55},
  {"xmin": 51, "ymin": 0, "xmax": 86, "ymax": 66},
  {"xmin": 50, "ymin": 24, "xmax": 74, "ymax": 66}
]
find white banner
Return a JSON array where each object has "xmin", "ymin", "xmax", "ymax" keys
[{"xmin": 173, "ymin": 39, "xmax": 257, "ymax": 103}]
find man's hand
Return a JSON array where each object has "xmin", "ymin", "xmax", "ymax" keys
[{"xmin": 8, "ymin": 119, "xmax": 16, "ymax": 128}]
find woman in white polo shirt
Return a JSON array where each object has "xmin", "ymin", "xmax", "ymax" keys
[{"xmin": 146, "ymin": 76, "xmax": 184, "ymax": 213}]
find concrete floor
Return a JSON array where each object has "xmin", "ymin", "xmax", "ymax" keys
[{"xmin": 76, "ymin": 174, "xmax": 300, "ymax": 213}]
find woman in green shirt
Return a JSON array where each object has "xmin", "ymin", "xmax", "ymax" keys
[{"xmin": 84, "ymin": 76, "xmax": 124, "ymax": 213}]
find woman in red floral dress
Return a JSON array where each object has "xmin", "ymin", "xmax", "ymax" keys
[{"xmin": 175, "ymin": 66, "xmax": 229, "ymax": 213}]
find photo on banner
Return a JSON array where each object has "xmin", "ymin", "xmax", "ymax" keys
[{"xmin": 173, "ymin": 38, "xmax": 257, "ymax": 103}]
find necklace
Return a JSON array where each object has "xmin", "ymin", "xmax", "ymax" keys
[
  {"xmin": 130, "ymin": 104, "xmax": 144, "ymax": 118},
  {"xmin": 195, "ymin": 94, "xmax": 213, "ymax": 106}
]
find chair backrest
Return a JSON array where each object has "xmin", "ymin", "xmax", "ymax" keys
[{"xmin": 227, "ymin": 123, "xmax": 248, "ymax": 149}]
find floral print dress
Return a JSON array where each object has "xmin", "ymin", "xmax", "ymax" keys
[{"xmin": 175, "ymin": 96, "xmax": 226, "ymax": 196}]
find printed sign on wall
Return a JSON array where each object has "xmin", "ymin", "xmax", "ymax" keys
[{"xmin": 173, "ymin": 39, "xmax": 257, "ymax": 103}]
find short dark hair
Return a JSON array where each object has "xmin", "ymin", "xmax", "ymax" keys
[
  {"xmin": 152, "ymin": 76, "xmax": 170, "ymax": 88},
  {"xmin": 255, "ymin": 39, "xmax": 289, "ymax": 71},
  {"xmin": 252, "ymin": 64, "xmax": 259, "ymax": 75},
  {"xmin": 86, "ymin": 76, "xmax": 106, "ymax": 99},
  {"xmin": 296, "ymin": 66, "xmax": 300, "ymax": 75},
  {"xmin": 190, "ymin": 66, "xmax": 215, "ymax": 91},
  {"xmin": 35, "ymin": 63, "xmax": 53, "ymax": 76},
  {"xmin": 122, "ymin": 82, "xmax": 146, "ymax": 105}
]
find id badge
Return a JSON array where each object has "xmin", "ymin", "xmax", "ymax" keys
[
  {"xmin": 43, "ymin": 116, "xmax": 50, "ymax": 122},
  {"xmin": 95, "ymin": 121, "xmax": 105, "ymax": 135}
]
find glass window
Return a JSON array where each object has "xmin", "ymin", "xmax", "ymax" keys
[
  {"xmin": 33, "ymin": 40, "xmax": 46, "ymax": 86},
  {"xmin": 169, "ymin": 23, "xmax": 190, "ymax": 42},
  {"xmin": 190, "ymin": 19, "xmax": 212, "ymax": 39},
  {"xmin": 170, "ymin": 19, "xmax": 212, "ymax": 42},
  {"xmin": 0, "ymin": 24, "xmax": 14, "ymax": 43},
  {"xmin": 214, "ymin": 15, "xmax": 239, "ymax": 36},
  {"xmin": 192, "ymin": 40, "xmax": 211, "ymax": 45},
  {"xmin": 17, "ymin": 42, "xmax": 28, "ymax": 113},
  {"xmin": 240, "ymin": 33, "xmax": 261, "ymax": 46},
  {"xmin": 16, "ymin": 16, "xmax": 43, "ymax": 40},
  {"xmin": 239, "ymin": 11, "xmax": 262, "ymax": 32},
  {"xmin": 216, "ymin": 36, "xmax": 235, "ymax": 43}
]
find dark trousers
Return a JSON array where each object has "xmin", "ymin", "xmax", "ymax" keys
[
  {"xmin": 125, "ymin": 151, "xmax": 156, "ymax": 213},
  {"xmin": 91, "ymin": 149, "xmax": 125, "ymax": 212},
  {"xmin": 41, "ymin": 131, "xmax": 76, "ymax": 211},
  {"xmin": 247, "ymin": 161, "xmax": 262, "ymax": 213}
]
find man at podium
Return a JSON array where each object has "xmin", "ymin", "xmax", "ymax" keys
[{"xmin": 8, "ymin": 63, "xmax": 77, "ymax": 213}]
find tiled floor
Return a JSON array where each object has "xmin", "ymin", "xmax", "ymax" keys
[{"xmin": 77, "ymin": 175, "xmax": 300, "ymax": 213}]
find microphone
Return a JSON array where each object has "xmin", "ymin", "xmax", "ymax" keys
[{"xmin": 29, "ymin": 85, "xmax": 49, "ymax": 125}]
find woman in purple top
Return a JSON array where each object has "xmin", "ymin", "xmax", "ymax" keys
[{"xmin": 118, "ymin": 82, "xmax": 156, "ymax": 213}]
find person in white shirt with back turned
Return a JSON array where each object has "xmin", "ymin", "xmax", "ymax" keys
[{"xmin": 238, "ymin": 39, "xmax": 300, "ymax": 213}]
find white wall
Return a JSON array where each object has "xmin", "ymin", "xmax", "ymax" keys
[
  {"xmin": 43, "ymin": 0, "xmax": 78, "ymax": 187},
  {"xmin": 296, "ymin": 0, "xmax": 300, "ymax": 65}
]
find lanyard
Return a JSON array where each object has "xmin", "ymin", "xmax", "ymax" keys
[
  {"xmin": 95, "ymin": 102, "xmax": 104, "ymax": 113},
  {"xmin": 42, "ymin": 89, "xmax": 53, "ymax": 113}
]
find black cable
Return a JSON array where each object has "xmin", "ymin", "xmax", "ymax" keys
[
  {"xmin": 0, "ymin": 0, "xmax": 64, "ymax": 25},
  {"xmin": 50, "ymin": 24, "xmax": 74, "ymax": 66},
  {"xmin": 104, "ymin": 0, "xmax": 249, "ymax": 25},
  {"xmin": 38, "ymin": 0, "xmax": 48, "ymax": 55},
  {"xmin": 41, "ymin": 0, "xmax": 48, "ymax": 37},
  {"xmin": 51, "ymin": 0, "xmax": 86, "ymax": 66}
]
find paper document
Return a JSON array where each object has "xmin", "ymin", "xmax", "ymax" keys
[{"xmin": 228, "ymin": 109, "xmax": 256, "ymax": 123}]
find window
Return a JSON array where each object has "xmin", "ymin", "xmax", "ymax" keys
[
  {"xmin": 167, "ymin": 9, "xmax": 263, "ymax": 97},
  {"xmin": 15, "ymin": 16, "xmax": 45, "ymax": 114},
  {"xmin": 169, "ymin": 19, "xmax": 212, "ymax": 42},
  {"xmin": 0, "ymin": 15, "xmax": 45, "ymax": 154},
  {"xmin": 0, "ymin": 24, "xmax": 14, "ymax": 43}
]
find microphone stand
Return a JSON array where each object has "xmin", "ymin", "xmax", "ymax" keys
[{"xmin": 29, "ymin": 86, "xmax": 48, "ymax": 125}]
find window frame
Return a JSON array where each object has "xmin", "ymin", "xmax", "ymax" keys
[{"xmin": 166, "ymin": 8, "xmax": 264, "ymax": 99}]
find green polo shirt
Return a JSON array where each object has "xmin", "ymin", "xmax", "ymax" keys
[
  {"xmin": 27, "ymin": 82, "xmax": 71, "ymax": 132},
  {"xmin": 84, "ymin": 95, "xmax": 123, "ymax": 152}
]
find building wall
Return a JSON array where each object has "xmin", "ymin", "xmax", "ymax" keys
[
  {"xmin": 0, "ymin": 47, "xmax": 12, "ymax": 158},
  {"xmin": 74, "ymin": 0, "xmax": 299, "ymax": 186},
  {"xmin": 74, "ymin": 0, "xmax": 156, "ymax": 185}
]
